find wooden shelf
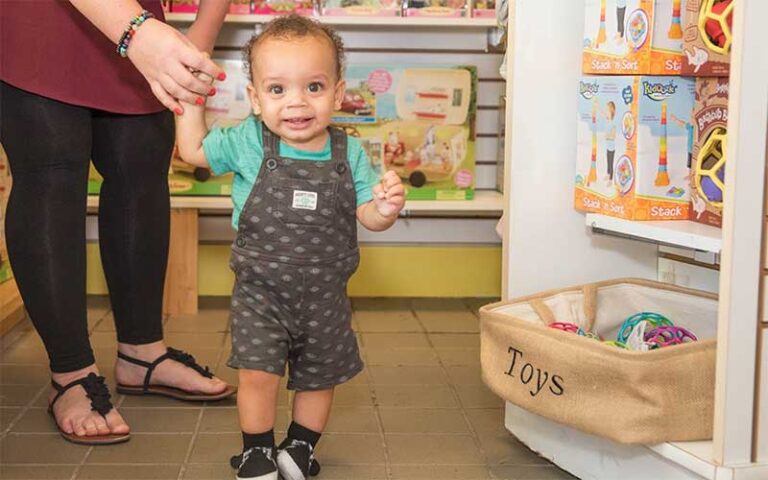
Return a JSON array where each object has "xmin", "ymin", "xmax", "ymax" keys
[
  {"xmin": 87, "ymin": 190, "xmax": 503, "ymax": 217},
  {"xmin": 586, "ymin": 214, "xmax": 722, "ymax": 253},
  {"xmin": 165, "ymin": 12, "xmax": 498, "ymax": 28}
]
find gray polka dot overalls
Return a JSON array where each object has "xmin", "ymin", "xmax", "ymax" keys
[{"xmin": 227, "ymin": 124, "xmax": 364, "ymax": 391}]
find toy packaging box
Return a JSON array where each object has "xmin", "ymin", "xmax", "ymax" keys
[
  {"xmin": 0, "ymin": 144, "xmax": 13, "ymax": 284},
  {"xmin": 582, "ymin": 0, "xmax": 687, "ymax": 75},
  {"xmin": 471, "ymin": 0, "xmax": 496, "ymax": 18},
  {"xmin": 403, "ymin": 0, "xmax": 468, "ymax": 17},
  {"xmin": 321, "ymin": 0, "xmax": 401, "ymax": 16},
  {"xmin": 690, "ymin": 77, "xmax": 727, "ymax": 227},
  {"xmin": 681, "ymin": 0, "xmax": 732, "ymax": 76},
  {"xmin": 165, "ymin": 0, "xmax": 200, "ymax": 13},
  {"xmin": 252, "ymin": 0, "xmax": 316, "ymax": 15},
  {"xmin": 333, "ymin": 65, "xmax": 477, "ymax": 200},
  {"xmin": 229, "ymin": 0, "xmax": 253, "ymax": 14},
  {"xmin": 575, "ymin": 75, "xmax": 696, "ymax": 220},
  {"xmin": 88, "ymin": 59, "xmax": 248, "ymax": 197}
]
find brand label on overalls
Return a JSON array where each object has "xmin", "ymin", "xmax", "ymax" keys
[{"xmin": 292, "ymin": 190, "xmax": 318, "ymax": 210}]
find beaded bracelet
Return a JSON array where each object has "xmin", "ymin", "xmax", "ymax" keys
[{"xmin": 116, "ymin": 10, "xmax": 155, "ymax": 58}]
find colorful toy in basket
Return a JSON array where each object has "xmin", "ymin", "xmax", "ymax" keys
[
  {"xmin": 252, "ymin": 0, "xmax": 315, "ymax": 15},
  {"xmin": 333, "ymin": 65, "xmax": 477, "ymax": 200},
  {"xmin": 613, "ymin": 311, "xmax": 698, "ymax": 351},
  {"xmin": 575, "ymin": 75, "xmax": 696, "ymax": 220},
  {"xmin": 645, "ymin": 325, "xmax": 698, "ymax": 348},
  {"xmin": 617, "ymin": 311, "xmax": 673, "ymax": 343},
  {"xmin": 690, "ymin": 77, "xmax": 728, "ymax": 227},
  {"xmin": 548, "ymin": 322, "xmax": 604, "ymax": 341},
  {"xmin": 681, "ymin": 0, "xmax": 733, "ymax": 75},
  {"xmin": 321, "ymin": 0, "xmax": 401, "ymax": 16},
  {"xmin": 582, "ymin": 0, "xmax": 688, "ymax": 75},
  {"xmin": 403, "ymin": 0, "xmax": 468, "ymax": 17}
]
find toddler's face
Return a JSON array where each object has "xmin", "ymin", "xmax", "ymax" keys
[{"xmin": 248, "ymin": 36, "xmax": 345, "ymax": 152}]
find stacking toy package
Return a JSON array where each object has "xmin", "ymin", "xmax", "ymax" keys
[
  {"xmin": 575, "ymin": 75, "xmax": 696, "ymax": 220},
  {"xmin": 583, "ymin": 0, "xmax": 688, "ymax": 75}
]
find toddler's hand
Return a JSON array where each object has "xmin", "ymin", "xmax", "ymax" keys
[{"xmin": 373, "ymin": 171, "xmax": 405, "ymax": 218}]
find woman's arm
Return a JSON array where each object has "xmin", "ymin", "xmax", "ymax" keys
[
  {"xmin": 186, "ymin": 0, "xmax": 230, "ymax": 54},
  {"xmin": 68, "ymin": 0, "xmax": 224, "ymax": 114}
]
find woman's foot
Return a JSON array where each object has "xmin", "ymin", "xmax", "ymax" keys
[
  {"xmin": 115, "ymin": 341, "xmax": 229, "ymax": 396},
  {"xmin": 49, "ymin": 365, "xmax": 130, "ymax": 439}
]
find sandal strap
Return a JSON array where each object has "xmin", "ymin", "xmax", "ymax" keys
[
  {"xmin": 117, "ymin": 347, "xmax": 214, "ymax": 392},
  {"xmin": 50, "ymin": 372, "xmax": 113, "ymax": 417}
]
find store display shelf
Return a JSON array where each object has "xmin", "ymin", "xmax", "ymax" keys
[
  {"xmin": 165, "ymin": 12, "xmax": 497, "ymax": 28},
  {"xmin": 586, "ymin": 214, "xmax": 722, "ymax": 253},
  {"xmin": 86, "ymin": 190, "xmax": 503, "ymax": 217}
]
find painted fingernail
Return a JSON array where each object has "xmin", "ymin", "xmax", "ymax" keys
[
  {"xmin": 217, "ymin": 72, "xmax": 227, "ymax": 81},
  {"xmin": 195, "ymin": 97, "xmax": 204, "ymax": 105},
  {"xmin": 174, "ymin": 107, "xmax": 183, "ymax": 115},
  {"xmin": 209, "ymin": 88, "xmax": 217, "ymax": 96}
]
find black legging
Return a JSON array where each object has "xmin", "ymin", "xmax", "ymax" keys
[{"xmin": 0, "ymin": 81, "xmax": 173, "ymax": 373}]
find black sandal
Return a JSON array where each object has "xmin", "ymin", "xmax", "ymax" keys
[
  {"xmin": 48, "ymin": 372, "xmax": 130, "ymax": 445},
  {"xmin": 116, "ymin": 347, "xmax": 236, "ymax": 401}
]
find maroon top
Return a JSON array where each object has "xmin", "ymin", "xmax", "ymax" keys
[{"xmin": 0, "ymin": 0, "xmax": 166, "ymax": 114}]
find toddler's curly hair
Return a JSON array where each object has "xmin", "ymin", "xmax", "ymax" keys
[{"xmin": 242, "ymin": 15, "xmax": 346, "ymax": 81}]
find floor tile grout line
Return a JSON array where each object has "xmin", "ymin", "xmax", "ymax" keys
[
  {"xmin": 68, "ymin": 444, "xmax": 94, "ymax": 480},
  {"xmin": 423, "ymin": 326, "xmax": 494, "ymax": 478},
  {"xmin": 176, "ymin": 406, "xmax": 206, "ymax": 480},
  {"xmin": 355, "ymin": 303, "xmax": 402, "ymax": 480},
  {"xmin": 1, "ymin": 382, "xmax": 48, "ymax": 438}
]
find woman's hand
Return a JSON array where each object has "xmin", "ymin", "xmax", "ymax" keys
[{"xmin": 127, "ymin": 18, "xmax": 224, "ymax": 114}]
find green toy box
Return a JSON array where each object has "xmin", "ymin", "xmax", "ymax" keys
[{"xmin": 333, "ymin": 65, "xmax": 478, "ymax": 201}]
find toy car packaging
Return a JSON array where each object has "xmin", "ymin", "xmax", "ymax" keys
[{"xmin": 333, "ymin": 65, "xmax": 478, "ymax": 200}]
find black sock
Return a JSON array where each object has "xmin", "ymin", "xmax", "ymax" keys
[
  {"xmin": 243, "ymin": 429, "xmax": 275, "ymax": 450},
  {"xmin": 287, "ymin": 421, "xmax": 321, "ymax": 448}
]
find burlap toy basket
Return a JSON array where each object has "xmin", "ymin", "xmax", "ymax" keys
[{"xmin": 480, "ymin": 278, "xmax": 718, "ymax": 444}]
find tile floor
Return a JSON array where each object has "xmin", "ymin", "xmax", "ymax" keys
[{"xmin": 0, "ymin": 297, "xmax": 576, "ymax": 480}]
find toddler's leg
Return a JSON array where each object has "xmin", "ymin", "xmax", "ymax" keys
[
  {"xmin": 239, "ymin": 369, "xmax": 281, "ymax": 433},
  {"xmin": 277, "ymin": 389, "xmax": 334, "ymax": 480},
  {"xmin": 292, "ymin": 388, "xmax": 334, "ymax": 433},
  {"xmin": 235, "ymin": 369, "xmax": 281, "ymax": 480}
]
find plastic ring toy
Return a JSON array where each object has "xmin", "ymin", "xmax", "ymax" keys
[
  {"xmin": 617, "ymin": 312, "xmax": 673, "ymax": 343},
  {"xmin": 644, "ymin": 326, "xmax": 698, "ymax": 349},
  {"xmin": 548, "ymin": 322, "xmax": 584, "ymax": 335},
  {"xmin": 695, "ymin": 127, "xmax": 726, "ymax": 208},
  {"xmin": 604, "ymin": 340, "xmax": 628, "ymax": 349}
]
